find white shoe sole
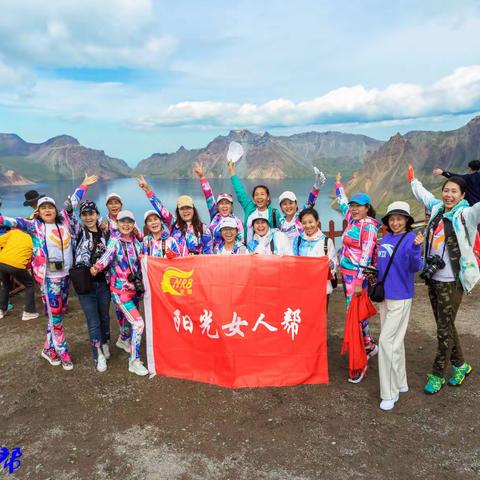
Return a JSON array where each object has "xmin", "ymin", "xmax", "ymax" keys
[
  {"xmin": 22, "ymin": 313, "xmax": 39, "ymax": 321},
  {"xmin": 116, "ymin": 340, "xmax": 130, "ymax": 354},
  {"xmin": 128, "ymin": 364, "xmax": 148, "ymax": 376},
  {"xmin": 61, "ymin": 362, "xmax": 74, "ymax": 371},
  {"xmin": 41, "ymin": 350, "xmax": 61, "ymax": 366}
]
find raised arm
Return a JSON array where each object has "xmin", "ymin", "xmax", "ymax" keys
[
  {"xmin": 137, "ymin": 175, "xmax": 175, "ymax": 229},
  {"xmin": 194, "ymin": 162, "xmax": 218, "ymax": 220},
  {"xmin": 408, "ymin": 165, "xmax": 441, "ymax": 212},
  {"xmin": 229, "ymin": 161, "xmax": 254, "ymax": 213},
  {"xmin": 303, "ymin": 169, "xmax": 326, "ymax": 209},
  {"xmin": 335, "ymin": 172, "xmax": 349, "ymax": 217}
]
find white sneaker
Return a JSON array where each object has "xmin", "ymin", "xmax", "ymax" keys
[
  {"xmin": 102, "ymin": 343, "xmax": 111, "ymax": 360},
  {"xmin": 128, "ymin": 359, "xmax": 148, "ymax": 376},
  {"xmin": 0, "ymin": 310, "xmax": 5, "ymax": 319},
  {"xmin": 380, "ymin": 394, "xmax": 399, "ymax": 411},
  {"xmin": 399, "ymin": 386, "xmax": 409, "ymax": 393},
  {"xmin": 116, "ymin": 338, "xmax": 130, "ymax": 354},
  {"xmin": 97, "ymin": 354, "xmax": 107, "ymax": 372},
  {"xmin": 22, "ymin": 311, "xmax": 39, "ymax": 321}
]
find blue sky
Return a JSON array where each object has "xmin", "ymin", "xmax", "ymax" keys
[{"xmin": 1, "ymin": 0, "xmax": 480, "ymax": 165}]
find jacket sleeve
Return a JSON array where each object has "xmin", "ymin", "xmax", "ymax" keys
[
  {"xmin": 407, "ymin": 242, "xmax": 424, "ymax": 273},
  {"xmin": 461, "ymin": 201, "xmax": 480, "ymax": 230},
  {"xmin": 0, "ymin": 215, "xmax": 36, "ymax": 235},
  {"xmin": 355, "ymin": 224, "xmax": 377, "ymax": 285},
  {"xmin": 335, "ymin": 182, "xmax": 349, "ymax": 217},
  {"xmin": 303, "ymin": 185, "xmax": 320, "ymax": 210},
  {"xmin": 94, "ymin": 237, "xmax": 118, "ymax": 272},
  {"xmin": 231, "ymin": 174, "xmax": 254, "ymax": 213},
  {"xmin": 146, "ymin": 190, "xmax": 175, "ymax": 229},
  {"xmin": 199, "ymin": 177, "xmax": 218, "ymax": 220},
  {"xmin": 410, "ymin": 178, "xmax": 442, "ymax": 212},
  {"xmin": 327, "ymin": 238, "xmax": 338, "ymax": 269},
  {"xmin": 69, "ymin": 184, "xmax": 87, "ymax": 211},
  {"xmin": 201, "ymin": 225, "xmax": 213, "ymax": 255}
]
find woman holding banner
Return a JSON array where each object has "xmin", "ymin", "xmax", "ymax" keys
[
  {"xmin": 247, "ymin": 214, "xmax": 292, "ymax": 255},
  {"xmin": 335, "ymin": 172, "xmax": 379, "ymax": 383},
  {"xmin": 137, "ymin": 176, "xmax": 213, "ymax": 256}
]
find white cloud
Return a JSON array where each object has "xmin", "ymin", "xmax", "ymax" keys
[
  {"xmin": 0, "ymin": 0, "xmax": 177, "ymax": 68},
  {"xmin": 133, "ymin": 66, "xmax": 480, "ymax": 128}
]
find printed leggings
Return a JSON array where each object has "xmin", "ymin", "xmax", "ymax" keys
[
  {"xmin": 111, "ymin": 290, "xmax": 144, "ymax": 361},
  {"xmin": 41, "ymin": 276, "xmax": 70, "ymax": 359},
  {"xmin": 341, "ymin": 269, "xmax": 375, "ymax": 347}
]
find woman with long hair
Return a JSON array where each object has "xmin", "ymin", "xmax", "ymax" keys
[{"xmin": 137, "ymin": 175, "xmax": 212, "ymax": 255}]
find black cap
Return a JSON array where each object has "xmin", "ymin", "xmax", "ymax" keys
[{"xmin": 23, "ymin": 190, "xmax": 44, "ymax": 207}]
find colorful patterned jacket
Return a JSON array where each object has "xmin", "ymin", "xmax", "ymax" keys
[
  {"xmin": 142, "ymin": 234, "xmax": 180, "ymax": 257},
  {"xmin": 0, "ymin": 184, "xmax": 87, "ymax": 284},
  {"xmin": 145, "ymin": 190, "xmax": 213, "ymax": 255},
  {"xmin": 278, "ymin": 185, "xmax": 320, "ymax": 243},
  {"xmin": 199, "ymin": 177, "xmax": 244, "ymax": 244},
  {"xmin": 336, "ymin": 182, "xmax": 379, "ymax": 286},
  {"xmin": 94, "ymin": 235, "xmax": 143, "ymax": 296}
]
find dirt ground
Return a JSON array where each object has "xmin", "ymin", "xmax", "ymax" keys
[{"xmin": 1, "ymin": 284, "xmax": 479, "ymax": 480}]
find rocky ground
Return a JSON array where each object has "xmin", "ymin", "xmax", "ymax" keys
[{"xmin": 1, "ymin": 285, "xmax": 479, "ymax": 480}]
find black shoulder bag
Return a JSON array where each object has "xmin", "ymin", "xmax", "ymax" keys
[{"xmin": 368, "ymin": 232, "xmax": 408, "ymax": 302}]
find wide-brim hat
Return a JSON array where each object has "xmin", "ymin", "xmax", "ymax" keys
[
  {"xmin": 23, "ymin": 190, "xmax": 44, "ymax": 207},
  {"xmin": 381, "ymin": 201, "xmax": 414, "ymax": 226}
]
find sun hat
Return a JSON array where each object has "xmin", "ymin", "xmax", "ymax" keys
[
  {"xmin": 381, "ymin": 201, "xmax": 414, "ymax": 226},
  {"xmin": 106, "ymin": 193, "xmax": 122, "ymax": 204},
  {"xmin": 144, "ymin": 209, "xmax": 161, "ymax": 222},
  {"xmin": 279, "ymin": 191, "xmax": 297, "ymax": 203},
  {"xmin": 177, "ymin": 195, "xmax": 194, "ymax": 209},
  {"xmin": 219, "ymin": 217, "xmax": 238, "ymax": 229},
  {"xmin": 37, "ymin": 197, "xmax": 56, "ymax": 208},
  {"xmin": 250, "ymin": 212, "xmax": 270, "ymax": 226},
  {"xmin": 23, "ymin": 190, "xmax": 44, "ymax": 207},
  {"xmin": 348, "ymin": 192, "xmax": 371, "ymax": 206},
  {"xmin": 216, "ymin": 193, "xmax": 233, "ymax": 204},
  {"xmin": 117, "ymin": 210, "xmax": 135, "ymax": 222}
]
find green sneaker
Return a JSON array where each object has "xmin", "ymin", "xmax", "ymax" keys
[
  {"xmin": 424, "ymin": 374, "xmax": 445, "ymax": 394},
  {"xmin": 448, "ymin": 363, "xmax": 472, "ymax": 387}
]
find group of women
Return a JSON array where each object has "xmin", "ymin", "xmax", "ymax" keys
[{"xmin": 0, "ymin": 162, "xmax": 478, "ymax": 412}]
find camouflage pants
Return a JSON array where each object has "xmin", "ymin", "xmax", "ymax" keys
[{"xmin": 428, "ymin": 280, "xmax": 464, "ymax": 377}]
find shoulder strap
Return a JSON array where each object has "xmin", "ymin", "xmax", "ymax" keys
[
  {"xmin": 272, "ymin": 208, "xmax": 277, "ymax": 228},
  {"xmin": 380, "ymin": 232, "xmax": 408, "ymax": 283},
  {"xmin": 323, "ymin": 236, "xmax": 328, "ymax": 255},
  {"xmin": 297, "ymin": 235, "xmax": 302, "ymax": 251},
  {"xmin": 270, "ymin": 237, "xmax": 275, "ymax": 253}
]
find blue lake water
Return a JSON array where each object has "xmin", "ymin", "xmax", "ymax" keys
[{"xmin": 0, "ymin": 177, "xmax": 344, "ymax": 228}]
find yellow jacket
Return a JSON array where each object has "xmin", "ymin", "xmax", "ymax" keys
[{"xmin": 0, "ymin": 229, "xmax": 34, "ymax": 269}]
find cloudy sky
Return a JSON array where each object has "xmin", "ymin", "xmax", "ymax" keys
[{"xmin": 1, "ymin": 0, "xmax": 480, "ymax": 165}]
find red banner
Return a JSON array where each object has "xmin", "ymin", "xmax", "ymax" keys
[{"xmin": 143, "ymin": 255, "xmax": 329, "ymax": 388}]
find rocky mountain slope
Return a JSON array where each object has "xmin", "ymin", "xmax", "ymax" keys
[
  {"xmin": 343, "ymin": 116, "xmax": 480, "ymax": 215},
  {"xmin": 0, "ymin": 133, "xmax": 132, "ymax": 184},
  {"xmin": 134, "ymin": 129, "xmax": 383, "ymax": 179}
]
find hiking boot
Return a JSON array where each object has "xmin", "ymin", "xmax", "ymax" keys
[
  {"xmin": 424, "ymin": 374, "xmax": 445, "ymax": 394},
  {"xmin": 116, "ymin": 337, "xmax": 130, "ymax": 354},
  {"xmin": 60, "ymin": 353, "xmax": 74, "ymax": 371},
  {"xmin": 448, "ymin": 363, "xmax": 472, "ymax": 387},
  {"xmin": 41, "ymin": 348, "xmax": 61, "ymax": 367},
  {"xmin": 22, "ymin": 311, "xmax": 39, "ymax": 321},
  {"xmin": 102, "ymin": 343, "xmax": 111, "ymax": 360},
  {"xmin": 96, "ymin": 354, "xmax": 107, "ymax": 373},
  {"xmin": 348, "ymin": 365, "xmax": 368, "ymax": 384},
  {"xmin": 128, "ymin": 359, "xmax": 148, "ymax": 376},
  {"xmin": 380, "ymin": 394, "xmax": 399, "ymax": 411}
]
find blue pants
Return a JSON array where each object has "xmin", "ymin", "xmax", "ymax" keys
[{"xmin": 78, "ymin": 280, "xmax": 111, "ymax": 361}]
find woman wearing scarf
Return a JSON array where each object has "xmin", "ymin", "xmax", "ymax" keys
[
  {"xmin": 408, "ymin": 166, "xmax": 480, "ymax": 394},
  {"xmin": 335, "ymin": 172, "xmax": 379, "ymax": 383},
  {"xmin": 247, "ymin": 214, "xmax": 292, "ymax": 255},
  {"xmin": 213, "ymin": 217, "xmax": 247, "ymax": 254}
]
